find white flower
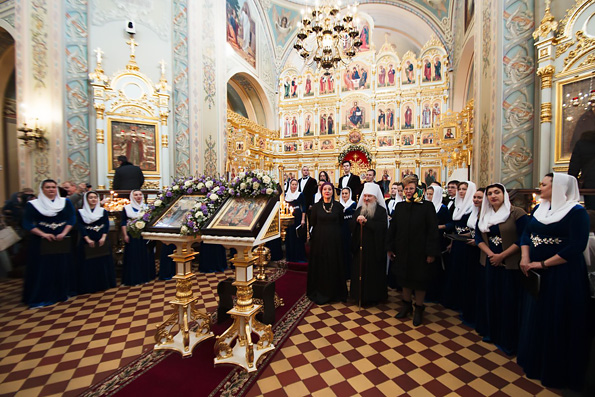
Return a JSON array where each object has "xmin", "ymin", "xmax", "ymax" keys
[
  {"xmin": 240, "ymin": 182, "xmax": 247, "ymax": 189},
  {"xmin": 194, "ymin": 203, "xmax": 201, "ymax": 209},
  {"xmin": 263, "ymin": 175, "xmax": 271, "ymax": 184},
  {"xmin": 181, "ymin": 225, "xmax": 189, "ymax": 234},
  {"xmin": 253, "ymin": 182, "xmax": 260, "ymax": 190},
  {"xmin": 136, "ymin": 221, "xmax": 146, "ymax": 229},
  {"xmin": 257, "ymin": 172, "xmax": 264, "ymax": 178},
  {"xmin": 197, "ymin": 182, "xmax": 205, "ymax": 189},
  {"xmin": 205, "ymin": 180, "xmax": 213, "ymax": 188},
  {"xmin": 229, "ymin": 188, "xmax": 235, "ymax": 195},
  {"xmin": 154, "ymin": 199, "xmax": 163, "ymax": 207},
  {"xmin": 184, "ymin": 180, "xmax": 192, "ymax": 187},
  {"xmin": 239, "ymin": 172, "xmax": 246, "ymax": 178},
  {"xmin": 209, "ymin": 193, "xmax": 218, "ymax": 201},
  {"xmin": 172, "ymin": 185, "xmax": 179, "ymax": 191},
  {"xmin": 266, "ymin": 188, "xmax": 273, "ymax": 195}
]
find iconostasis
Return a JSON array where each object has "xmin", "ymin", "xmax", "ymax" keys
[{"xmin": 276, "ymin": 19, "xmax": 464, "ymax": 184}]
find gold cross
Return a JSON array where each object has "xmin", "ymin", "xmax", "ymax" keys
[{"xmin": 126, "ymin": 38, "xmax": 138, "ymax": 56}]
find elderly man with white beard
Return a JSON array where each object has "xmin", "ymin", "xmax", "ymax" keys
[{"xmin": 350, "ymin": 183, "xmax": 388, "ymax": 306}]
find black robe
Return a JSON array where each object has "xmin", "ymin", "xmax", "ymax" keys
[
  {"xmin": 350, "ymin": 205, "xmax": 388, "ymax": 305},
  {"xmin": 387, "ymin": 200, "xmax": 440, "ymax": 290},
  {"xmin": 307, "ymin": 200, "xmax": 347, "ymax": 304}
]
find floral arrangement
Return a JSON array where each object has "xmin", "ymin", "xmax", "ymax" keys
[
  {"xmin": 337, "ymin": 145, "xmax": 372, "ymax": 164},
  {"xmin": 126, "ymin": 171, "xmax": 279, "ymax": 237},
  {"xmin": 127, "ymin": 175, "xmax": 229, "ymax": 237},
  {"xmin": 228, "ymin": 170, "xmax": 280, "ymax": 198}
]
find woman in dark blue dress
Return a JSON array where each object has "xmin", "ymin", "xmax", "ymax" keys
[
  {"xmin": 464, "ymin": 188, "xmax": 484, "ymax": 327},
  {"xmin": 22, "ymin": 179, "xmax": 76, "ymax": 307},
  {"xmin": 76, "ymin": 191, "xmax": 116, "ymax": 293},
  {"xmin": 518, "ymin": 173, "xmax": 590, "ymax": 390},
  {"xmin": 443, "ymin": 181, "xmax": 477, "ymax": 311},
  {"xmin": 284, "ymin": 179, "xmax": 307, "ymax": 263},
  {"xmin": 425, "ymin": 185, "xmax": 450, "ymax": 303},
  {"xmin": 121, "ymin": 190, "xmax": 155, "ymax": 285},
  {"xmin": 340, "ymin": 187, "xmax": 356, "ymax": 280},
  {"xmin": 475, "ymin": 183, "xmax": 527, "ymax": 355}
]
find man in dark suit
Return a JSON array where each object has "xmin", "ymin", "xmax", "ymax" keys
[
  {"xmin": 298, "ymin": 166, "xmax": 318, "ymax": 211},
  {"xmin": 442, "ymin": 180, "xmax": 458, "ymax": 216},
  {"xmin": 363, "ymin": 169, "xmax": 385, "ymax": 196},
  {"xmin": 113, "ymin": 155, "xmax": 145, "ymax": 190},
  {"xmin": 338, "ymin": 160, "xmax": 362, "ymax": 199}
]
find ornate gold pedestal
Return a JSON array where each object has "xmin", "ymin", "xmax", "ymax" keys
[
  {"xmin": 143, "ymin": 234, "xmax": 213, "ymax": 357},
  {"xmin": 280, "ymin": 213, "xmax": 293, "ymax": 242},
  {"xmin": 253, "ymin": 244, "xmax": 271, "ymax": 281},
  {"xmin": 214, "ymin": 247, "xmax": 274, "ymax": 372}
]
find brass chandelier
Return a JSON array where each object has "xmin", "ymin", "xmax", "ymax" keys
[{"xmin": 293, "ymin": 1, "xmax": 362, "ymax": 75}]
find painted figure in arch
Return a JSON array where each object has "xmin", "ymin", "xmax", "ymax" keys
[
  {"xmin": 434, "ymin": 57, "xmax": 442, "ymax": 81},
  {"xmin": 284, "ymin": 116, "xmax": 291, "ymax": 137},
  {"xmin": 304, "ymin": 114, "xmax": 312, "ymax": 135},
  {"xmin": 424, "ymin": 59, "xmax": 432, "ymax": 82},
  {"xmin": 320, "ymin": 114, "xmax": 327, "ymax": 134},
  {"xmin": 291, "ymin": 78, "xmax": 298, "ymax": 97},
  {"xmin": 359, "ymin": 68, "xmax": 368, "ymax": 89},
  {"xmin": 291, "ymin": 116, "xmax": 298, "ymax": 136},
  {"xmin": 387, "ymin": 108, "xmax": 394, "ymax": 129},
  {"xmin": 327, "ymin": 113, "xmax": 334, "ymax": 134},
  {"xmin": 284, "ymin": 78, "xmax": 290, "ymax": 98},
  {"xmin": 378, "ymin": 109, "xmax": 386, "ymax": 130},
  {"xmin": 305, "ymin": 76, "xmax": 312, "ymax": 95},
  {"xmin": 432, "ymin": 102, "xmax": 441, "ymax": 126},
  {"xmin": 349, "ymin": 101, "xmax": 363, "ymax": 127},
  {"xmin": 359, "ymin": 24, "xmax": 370, "ymax": 51},
  {"xmin": 327, "ymin": 75, "xmax": 334, "ymax": 92},
  {"xmin": 422, "ymin": 103, "xmax": 432, "ymax": 128},
  {"xmin": 387, "ymin": 64, "xmax": 395, "ymax": 85},
  {"xmin": 343, "ymin": 69, "xmax": 354, "ymax": 91},
  {"xmin": 378, "ymin": 65, "xmax": 386, "ymax": 86},
  {"xmin": 404, "ymin": 106, "xmax": 413, "ymax": 129},
  {"xmin": 320, "ymin": 75, "xmax": 327, "ymax": 94}
]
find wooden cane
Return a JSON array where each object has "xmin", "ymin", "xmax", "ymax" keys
[{"xmin": 358, "ymin": 221, "xmax": 363, "ymax": 311}]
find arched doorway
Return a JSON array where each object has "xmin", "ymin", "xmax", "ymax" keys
[
  {"xmin": 0, "ymin": 27, "xmax": 16, "ymax": 202},
  {"xmin": 227, "ymin": 72, "xmax": 274, "ymax": 129}
]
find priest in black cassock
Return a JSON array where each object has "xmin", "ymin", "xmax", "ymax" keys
[{"xmin": 350, "ymin": 183, "xmax": 388, "ymax": 306}]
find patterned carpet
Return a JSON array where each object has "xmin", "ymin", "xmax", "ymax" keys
[{"xmin": 0, "ymin": 268, "xmax": 562, "ymax": 397}]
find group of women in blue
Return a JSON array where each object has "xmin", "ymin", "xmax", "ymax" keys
[
  {"xmin": 422, "ymin": 173, "xmax": 592, "ymax": 391},
  {"xmin": 22, "ymin": 179, "xmax": 116, "ymax": 307},
  {"xmin": 23, "ymin": 184, "xmax": 228, "ymax": 309}
]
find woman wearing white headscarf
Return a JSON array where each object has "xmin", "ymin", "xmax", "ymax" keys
[
  {"xmin": 121, "ymin": 190, "xmax": 155, "ymax": 285},
  {"xmin": 284, "ymin": 179, "xmax": 307, "ymax": 264},
  {"xmin": 22, "ymin": 179, "xmax": 76, "ymax": 307},
  {"xmin": 76, "ymin": 191, "xmax": 115, "ymax": 293},
  {"xmin": 517, "ymin": 173, "xmax": 590, "ymax": 390},
  {"xmin": 475, "ymin": 183, "xmax": 527, "ymax": 355},
  {"xmin": 442, "ymin": 181, "xmax": 476, "ymax": 311},
  {"xmin": 340, "ymin": 187, "xmax": 356, "ymax": 280}
]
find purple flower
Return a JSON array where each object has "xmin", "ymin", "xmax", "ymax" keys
[
  {"xmin": 260, "ymin": 188, "xmax": 266, "ymax": 194},
  {"xmin": 166, "ymin": 191, "xmax": 173, "ymax": 197},
  {"xmin": 142, "ymin": 213, "xmax": 150, "ymax": 221},
  {"xmin": 187, "ymin": 188, "xmax": 193, "ymax": 194},
  {"xmin": 187, "ymin": 220, "xmax": 195, "ymax": 228},
  {"xmin": 252, "ymin": 177, "xmax": 258, "ymax": 182},
  {"xmin": 201, "ymin": 188, "xmax": 206, "ymax": 193}
]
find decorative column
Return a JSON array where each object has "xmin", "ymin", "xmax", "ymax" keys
[
  {"xmin": 156, "ymin": 62, "xmax": 172, "ymax": 187},
  {"xmin": 533, "ymin": 1, "xmax": 557, "ymax": 178},
  {"xmin": 88, "ymin": 57, "xmax": 108, "ymax": 188}
]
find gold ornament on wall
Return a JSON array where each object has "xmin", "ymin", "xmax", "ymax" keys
[
  {"xmin": 96, "ymin": 128, "xmax": 105, "ymax": 144},
  {"xmin": 536, "ymin": 65, "xmax": 556, "ymax": 89},
  {"xmin": 532, "ymin": 1, "xmax": 558, "ymax": 40},
  {"xmin": 540, "ymin": 103, "xmax": 552, "ymax": 123}
]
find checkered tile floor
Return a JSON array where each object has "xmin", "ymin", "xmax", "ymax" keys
[
  {"xmin": 246, "ymin": 286, "xmax": 561, "ymax": 397},
  {"xmin": 0, "ymin": 274, "xmax": 561, "ymax": 396},
  {"xmin": 0, "ymin": 269, "xmax": 233, "ymax": 397}
]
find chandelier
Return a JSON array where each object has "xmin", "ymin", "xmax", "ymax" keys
[{"xmin": 293, "ymin": 1, "xmax": 362, "ymax": 75}]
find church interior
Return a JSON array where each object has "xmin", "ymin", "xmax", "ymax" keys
[{"xmin": 1, "ymin": 0, "xmax": 595, "ymax": 396}]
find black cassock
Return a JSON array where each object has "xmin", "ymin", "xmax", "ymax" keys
[
  {"xmin": 350, "ymin": 205, "xmax": 388, "ymax": 305},
  {"xmin": 387, "ymin": 200, "xmax": 440, "ymax": 291}
]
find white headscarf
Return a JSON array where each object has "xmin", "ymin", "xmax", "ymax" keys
[
  {"xmin": 533, "ymin": 173, "xmax": 581, "ymax": 225},
  {"xmin": 427, "ymin": 185, "xmax": 444, "ymax": 213},
  {"xmin": 478, "ymin": 183, "xmax": 511, "ymax": 233},
  {"xmin": 339, "ymin": 187, "xmax": 355, "ymax": 211},
  {"xmin": 467, "ymin": 206, "xmax": 480, "ymax": 230},
  {"xmin": 452, "ymin": 181, "xmax": 477, "ymax": 221},
  {"xmin": 357, "ymin": 183, "xmax": 387, "ymax": 209},
  {"xmin": 124, "ymin": 190, "xmax": 146, "ymax": 219},
  {"xmin": 29, "ymin": 181, "xmax": 66, "ymax": 217},
  {"xmin": 78, "ymin": 192, "xmax": 105, "ymax": 224},
  {"xmin": 284, "ymin": 179, "xmax": 301, "ymax": 202}
]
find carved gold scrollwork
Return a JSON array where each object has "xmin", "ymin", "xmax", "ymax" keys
[
  {"xmin": 214, "ymin": 317, "xmax": 239, "ymax": 359},
  {"xmin": 252, "ymin": 318, "xmax": 274, "ymax": 350},
  {"xmin": 564, "ymin": 31, "xmax": 595, "ymax": 69},
  {"xmin": 154, "ymin": 308, "xmax": 179, "ymax": 345},
  {"xmin": 533, "ymin": 5, "xmax": 558, "ymax": 40},
  {"xmin": 160, "ymin": 110, "xmax": 169, "ymax": 126},
  {"xmin": 175, "ymin": 277, "xmax": 194, "ymax": 300},
  {"xmin": 536, "ymin": 65, "xmax": 556, "ymax": 89},
  {"xmin": 162, "ymin": 133, "xmax": 169, "ymax": 148},
  {"xmin": 236, "ymin": 285, "xmax": 254, "ymax": 311},
  {"xmin": 94, "ymin": 103, "xmax": 105, "ymax": 119},
  {"xmin": 96, "ymin": 129, "xmax": 104, "ymax": 144},
  {"xmin": 540, "ymin": 103, "xmax": 552, "ymax": 124},
  {"xmin": 190, "ymin": 302, "xmax": 212, "ymax": 336}
]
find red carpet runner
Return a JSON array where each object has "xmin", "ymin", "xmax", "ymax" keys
[{"xmin": 81, "ymin": 269, "xmax": 311, "ymax": 397}]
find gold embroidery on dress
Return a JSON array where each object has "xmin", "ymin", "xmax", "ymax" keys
[
  {"xmin": 39, "ymin": 221, "xmax": 66, "ymax": 230},
  {"xmin": 530, "ymin": 233, "xmax": 561, "ymax": 247},
  {"xmin": 489, "ymin": 236, "xmax": 503, "ymax": 246}
]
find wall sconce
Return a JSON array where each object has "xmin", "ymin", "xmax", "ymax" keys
[{"xmin": 17, "ymin": 119, "xmax": 48, "ymax": 150}]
